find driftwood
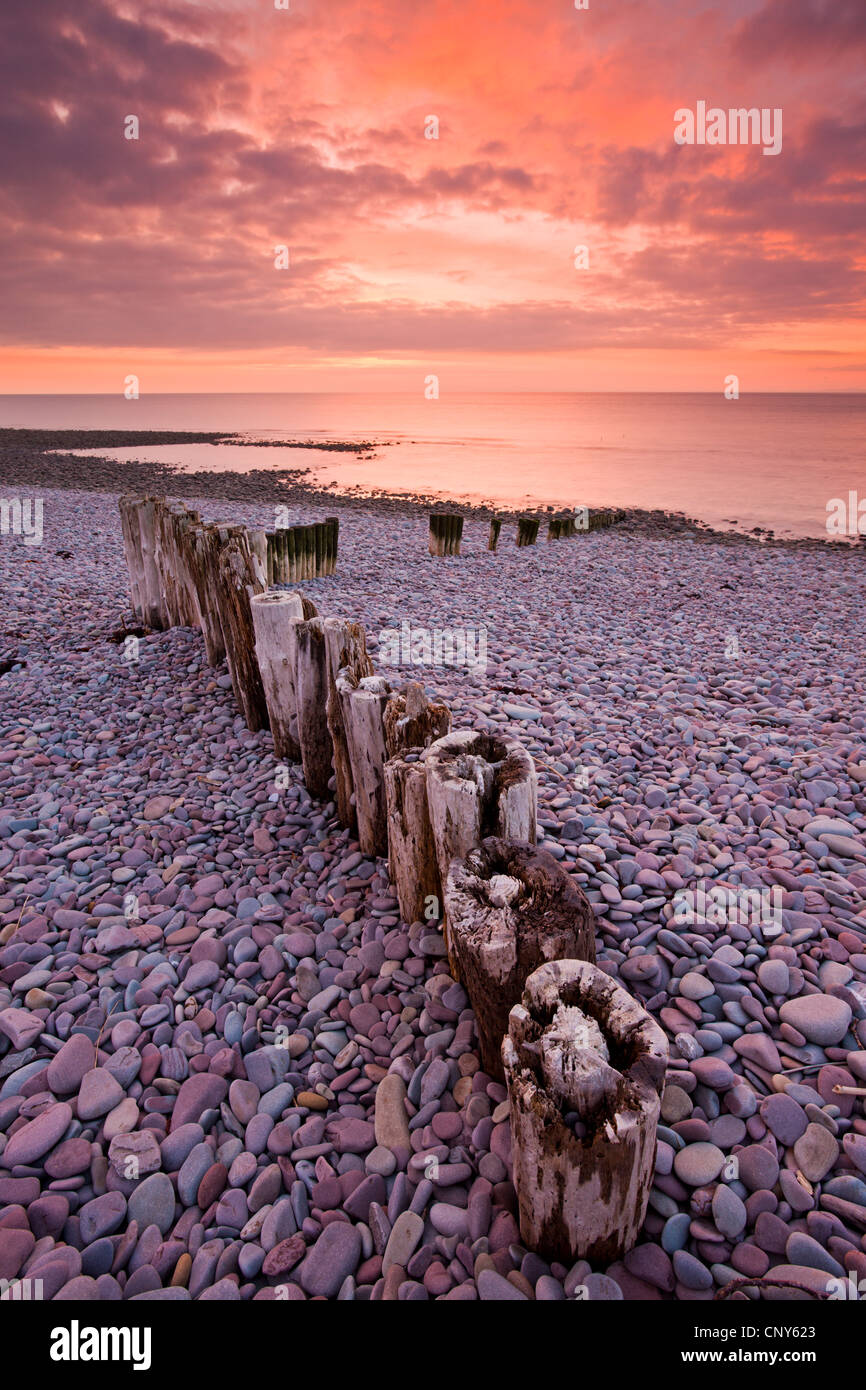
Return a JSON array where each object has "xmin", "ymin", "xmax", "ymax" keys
[
  {"xmin": 294, "ymin": 617, "xmax": 332, "ymax": 799},
  {"xmin": 516, "ymin": 517, "xmax": 540, "ymax": 548},
  {"xmin": 443, "ymin": 838, "xmax": 596, "ymax": 1079},
  {"xmin": 382, "ymin": 682, "xmax": 451, "ymax": 923},
  {"xmin": 487, "ymin": 519, "xmax": 502, "ymax": 552},
  {"xmin": 336, "ymin": 672, "xmax": 392, "ymax": 855},
  {"xmin": 428, "ymin": 514, "xmax": 463, "ymax": 556},
  {"xmin": 324, "ymin": 617, "xmax": 373, "ymax": 832},
  {"xmin": 425, "ymin": 730, "xmax": 537, "ymax": 969},
  {"xmin": 502, "ymin": 959, "xmax": 667, "ymax": 1265}
]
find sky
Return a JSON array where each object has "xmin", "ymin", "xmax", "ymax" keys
[{"xmin": 0, "ymin": 0, "xmax": 864, "ymax": 393}]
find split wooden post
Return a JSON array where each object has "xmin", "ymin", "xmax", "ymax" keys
[
  {"xmin": 487, "ymin": 519, "xmax": 502, "ymax": 552},
  {"xmin": 336, "ymin": 672, "xmax": 392, "ymax": 855},
  {"xmin": 324, "ymin": 617, "xmax": 374, "ymax": 832},
  {"xmin": 443, "ymin": 837, "xmax": 596, "ymax": 1080},
  {"xmin": 121, "ymin": 495, "xmax": 168, "ymax": 628},
  {"xmin": 294, "ymin": 616, "xmax": 332, "ymax": 799},
  {"xmin": 517, "ymin": 517, "xmax": 540, "ymax": 548},
  {"xmin": 425, "ymin": 730, "xmax": 537, "ymax": 969},
  {"xmin": 187, "ymin": 522, "xmax": 228, "ymax": 666},
  {"xmin": 215, "ymin": 531, "xmax": 269, "ymax": 731},
  {"xmin": 382, "ymin": 681, "xmax": 451, "ymax": 924},
  {"xmin": 502, "ymin": 959, "xmax": 668, "ymax": 1265},
  {"xmin": 250, "ymin": 591, "xmax": 308, "ymax": 760},
  {"xmin": 119, "ymin": 495, "xmax": 147, "ymax": 621},
  {"xmin": 155, "ymin": 501, "xmax": 203, "ymax": 629}
]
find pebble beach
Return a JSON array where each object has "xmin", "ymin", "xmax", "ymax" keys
[{"xmin": 2, "ymin": 461, "xmax": 866, "ymax": 1304}]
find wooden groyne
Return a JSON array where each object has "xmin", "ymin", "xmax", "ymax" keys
[{"xmin": 118, "ymin": 492, "xmax": 660, "ymax": 1264}]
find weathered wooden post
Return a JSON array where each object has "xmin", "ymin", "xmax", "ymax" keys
[
  {"xmin": 503, "ymin": 959, "xmax": 667, "ymax": 1265},
  {"xmin": 186, "ymin": 522, "xmax": 228, "ymax": 666},
  {"xmin": 429, "ymin": 514, "xmax": 463, "ymax": 556},
  {"xmin": 251, "ymin": 591, "xmax": 308, "ymax": 760},
  {"xmin": 215, "ymin": 532, "xmax": 269, "ymax": 731},
  {"xmin": 382, "ymin": 682, "xmax": 451, "ymax": 924},
  {"xmin": 153, "ymin": 501, "xmax": 185, "ymax": 626},
  {"xmin": 548, "ymin": 515, "xmax": 576, "ymax": 542},
  {"xmin": 425, "ymin": 730, "xmax": 537, "ymax": 969},
  {"xmin": 119, "ymin": 495, "xmax": 147, "ymax": 621},
  {"xmin": 516, "ymin": 517, "xmax": 540, "ymax": 548},
  {"xmin": 487, "ymin": 518, "xmax": 502, "ymax": 552},
  {"xmin": 120, "ymin": 495, "xmax": 168, "ymax": 628},
  {"xmin": 293, "ymin": 616, "xmax": 332, "ymax": 798},
  {"xmin": 443, "ymin": 838, "xmax": 596, "ymax": 1080},
  {"xmin": 325, "ymin": 517, "xmax": 339, "ymax": 574},
  {"xmin": 335, "ymin": 673, "xmax": 392, "ymax": 854},
  {"xmin": 324, "ymin": 617, "xmax": 374, "ymax": 832},
  {"xmin": 428, "ymin": 515, "xmax": 445, "ymax": 556}
]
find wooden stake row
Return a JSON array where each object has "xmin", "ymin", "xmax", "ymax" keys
[
  {"xmin": 434, "ymin": 508, "xmax": 627, "ymax": 553},
  {"xmin": 266, "ymin": 518, "xmax": 339, "ymax": 585},
  {"xmin": 119, "ymin": 493, "xmax": 661, "ymax": 1269},
  {"xmin": 119, "ymin": 495, "xmax": 269, "ymax": 727}
]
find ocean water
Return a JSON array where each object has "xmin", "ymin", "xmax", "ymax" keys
[{"xmin": 1, "ymin": 392, "xmax": 863, "ymax": 539}]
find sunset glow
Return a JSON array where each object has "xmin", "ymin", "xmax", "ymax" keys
[{"xmin": 1, "ymin": 0, "xmax": 864, "ymax": 392}]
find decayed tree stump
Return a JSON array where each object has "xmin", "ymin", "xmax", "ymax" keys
[
  {"xmin": 425, "ymin": 730, "xmax": 537, "ymax": 968},
  {"xmin": 428, "ymin": 514, "xmax": 463, "ymax": 556},
  {"xmin": 487, "ymin": 518, "xmax": 502, "ymax": 551},
  {"xmin": 382, "ymin": 682, "xmax": 451, "ymax": 924},
  {"xmin": 502, "ymin": 959, "xmax": 668, "ymax": 1265},
  {"xmin": 294, "ymin": 616, "xmax": 332, "ymax": 799},
  {"xmin": 250, "ymin": 591, "xmax": 308, "ymax": 760},
  {"xmin": 516, "ymin": 517, "xmax": 540, "ymax": 548},
  {"xmin": 443, "ymin": 838, "xmax": 596, "ymax": 1080},
  {"xmin": 215, "ymin": 533, "xmax": 269, "ymax": 732},
  {"xmin": 336, "ymin": 672, "xmax": 392, "ymax": 855},
  {"xmin": 324, "ymin": 617, "xmax": 373, "ymax": 832}
]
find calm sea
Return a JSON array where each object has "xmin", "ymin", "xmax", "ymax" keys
[{"xmin": 1, "ymin": 392, "xmax": 862, "ymax": 539}]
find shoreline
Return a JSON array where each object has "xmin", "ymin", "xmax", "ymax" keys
[{"xmin": 1, "ymin": 428, "xmax": 861, "ymax": 554}]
